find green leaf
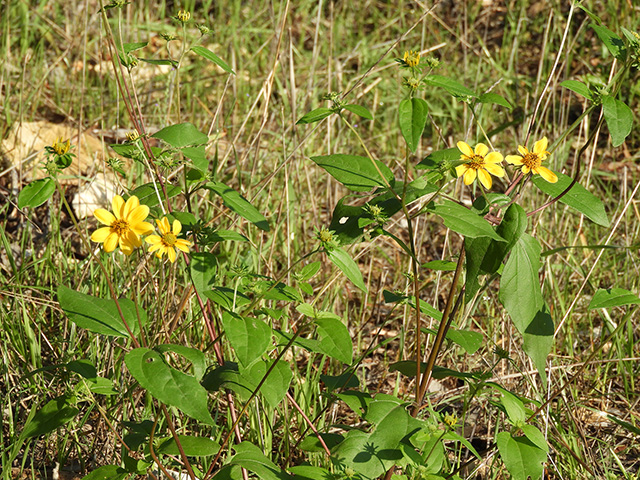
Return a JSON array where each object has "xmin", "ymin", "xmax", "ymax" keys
[
  {"xmin": 343, "ymin": 104, "xmax": 373, "ymax": 120},
  {"xmin": 521, "ymin": 424, "xmax": 549, "ymax": 452},
  {"xmin": 191, "ymin": 45, "xmax": 235, "ymax": 74},
  {"xmin": 130, "ymin": 183, "xmax": 182, "ymax": 208},
  {"xmin": 398, "ymin": 98, "xmax": 428, "ymax": 153},
  {"xmin": 228, "ymin": 442, "xmax": 292, "ymax": 480},
  {"xmin": 431, "ymin": 200, "xmax": 505, "ymax": 241},
  {"xmin": 153, "ymin": 344, "xmax": 207, "ymax": 381},
  {"xmin": 57, "ymin": 286, "xmax": 146, "ymax": 338},
  {"xmin": 327, "ymin": 247, "xmax": 367, "ymax": 292},
  {"xmin": 152, "ymin": 122, "xmax": 209, "ymax": 148},
  {"xmin": 182, "ymin": 145, "xmax": 208, "ymax": 172},
  {"xmin": 424, "ymin": 74, "xmax": 477, "ymax": 98},
  {"xmin": 560, "ymin": 80, "xmax": 593, "ymax": 100},
  {"xmin": 602, "ymin": 95, "xmax": 633, "ymax": 147},
  {"xmin": 315, "ymin": 317, "xmax": 353, "ymax": 364},
  {"xmin": 139, "ymin": 58, "xmax": 178, "ymax": 68},
  {"xmin": 79, "ymin": 465, "xmax": 128, "ymax": 480},
  {"xmin": 532, "ymin": 172, "xmax": 609, "ymax": 226},
  {"xmin": 490, "ymin": 384, "xmax": 526, "ymax": 424},
  {"xmin": 417, "ymin": 147, "xmax": 460, "ymax": 169},
  {"xmin": 189, "ymin": 252, "xmax": 218, "ymax": 294},
  {"xmin": 20, "ymin": 395, "xmax": 79, "ymax": 440},
  {"xmin": 157, "ymin": 435, "xmax": 220, "ymax": 456},
  {"xmin": 288, "ymin": 465, "xmax": 334, "ymax": 480},
  {"xmin": 496, "ymin": 431, "xmax": 547, "ymax": 480},
  {"xmin": 445, "ymin": 329, "xmax": 483, "ymax": 354},
  {"xmin": 478, "ymin": 92, "xmax": 512, "ymax": 108},
  {"xmin": 222, "ymin": 312, "xmax": 272, "ymax": 366},
  {"xmin": 320, "ymin": 370, "xmax": 359, "ymax": 390},
  {"xmin": 202, "ymin": 287, "xmax": 251, "ymax": 309},
  {"xmin": 591, "ymin": 24, "xmax": 627, "ymax": 60},
  {"xmin": 311, "ymin": 154, "xmax": 394, "ymax": 191},
  {"xmin": 205, "ymin": 181, "xmax": 269, "ymax": 231},
  {"xmin": 123, "ymin": 42, "xmax": 147, "ymax": 53},
  {"xmin": 588, "ymin": 287, "xmax": 640, "ymax": 309},
  {"xmin": 242, "ymin": 359, "xmax": 292, "ymax": 407},
  {"xmin": 523, "ymin": 308, "xmax": 554, "ymax": 387},
  {"xmin": 499, "ymin": 234, "xmax": 543, "ymax": 334},
  {"xmin": 18, "ymin": 178, "xmax": 56, "ymax": 208},
  {"xmin": 125, "ymin": 348, "xmax": 214, "ymax": 425},
  {"xmin": 296, "ymin": 107, "xmax": 333, "ymax": 125},
  {"xmin": 423, "ymin": 260, "xmax": 457, "ymax": 271},
  {"xmin": 299, "ymin": 433, "xmax": 344, "ymax": 453}
]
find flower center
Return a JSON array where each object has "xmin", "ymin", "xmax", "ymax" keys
[
  {"xmin": 467, "ymin": 154, "xmax": 486, "ymax": 169},
  {"xmin": 111, "ymin": 219, "xmax": 130, "ymax": 235},
  {"xmin": 522, "ymin": 153, "xmax": 541, "ymax": 169},
  {"xmin": 162, "ymin": 233, "xmax": 177, "ymax": 246}
]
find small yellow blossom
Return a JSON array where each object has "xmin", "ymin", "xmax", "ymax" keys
[
  {"xmin": 125, "ymin": 131, "xmax": 140, "ymax": 142},
  {"xmin": 52, "ymin": 137, "xmax": 71, "ymax": 156},
  {"xmin": 175, "ymin": 10, "xmax": 190, "ymax": 22},
  {"xmin": 403, "ymin": 50, "xmax": 420, "ymax": 68},
  {"xmin": 505, "ymin": 137, "xmax": 557, "ymax": 183},
  {"xmin": 146, "ymin": 217, "xmax": 192, "ymax": 263},
  {"xmin": 91, "ymin": 195, "xmax": 154, "ymax": 255},
  {"xmin": 455, "ymin": 141, "xmax": 505, "ymax": 189}
]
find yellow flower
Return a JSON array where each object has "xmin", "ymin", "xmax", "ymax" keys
[
  {"xmin": 505, "ymin": 136, "xmax": 557, "ymax": 183},
  {"xmin": 175, "ymin": 10, "xmax": 190, "ymax": 22},
  {"xmin": 455, "ymin": 141, "xmax": 505, "ymax": 189},
  {"xmin": 52, "ymin": 137, "xmax": 70, "ymax": 156},
  {"xmin": 403, "ymin": 50, "xmax": 420, "ymax": 67},
  {"xmin": 90, "ymin": 195, "xmax": 154, "ymax": 255},
  {"xmin": 145, "ymin": 217, "xmax": 192, "ymax": 263}
]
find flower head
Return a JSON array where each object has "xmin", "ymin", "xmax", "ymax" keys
[
  {"xmin": 90, "ymin": 195, "xmax": 154, "ymax": 255},
  {"xmin": 145, "ymin": 217, "xmax": 192, "ymax": 263},
  {"xmin": 51, "ymin": 137, "xmax": 71, "ymax": 156},
  {"xmin": 175, "ymin": 10, "xmax": 190, "ymax": 23},
  {"xmin": 403, "ymin": 50, "xmax": 420, "ymax": 68},
  {"xmin": 505, "ymin": 137, "xmax": 557, "ymax": 183},
  {"xmin": 455, "ymin": 141, "xmax": 505, "ymax": 189}
]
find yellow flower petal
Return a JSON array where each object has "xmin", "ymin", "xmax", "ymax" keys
[
  {"xmin": 484, "ymin": 163, "xmax": 505, "ymax": 177},
  {"xmin": 132, "ymin": 221, "xmax": 154, "ymax": 236},
  {"xmin": 463, "ymin": 168, "xmax": 477, "ymax": 185},
  {"xmin": 455, "ymin": 165, "xmax": 468, "ymax": 177},
  {"xmin": 104, "ymin": 232, "xmax": 119, "ymax": 252},
  {"xmin": 517, "ymin": 145, "xmax": 529, "ymax": 156},
  {"xmin": 536, "ymin": 166, "xmax": 558, "ymax": 183},
  {"xmin": 477, "ymin": 169, "xmax": 492, "ymax": 189},
  {"xmin": 174, "ymin": 240, "xmax": 191, "ymax": 252},
  {"xmin": 485, "ymin": 151, "xmax": 503, "ymax": 164},
  {"xmin": 172, "ymin": 219, "xmax": 182, "ymax": 235},
  {"xmin": 123, "ymin": 195, "xmax": 140, "ymax": 219},
  {"xmin": 91, "ymin": 227, "xmax": 112, "ymax": 243},
  {"xmin": 474, "ymin": 143, "xmax": 489, "ymax": 157},
  {"xmin": 128, "ymin": 205, "xmax": 150, "ymax": 226},
  {"xmin": 148, "ymin": 242, "xmax": 163, "ymax": 253},
  {"xmin": 533, "ymin": 137, "xmax": 548, "ymax": 155},
  {"xmin": 157, "ymin": 217, "xmax": 171, "ymax": 235},
  {"xmin": 112, "ymin": 195, "xmax": 125, "ymax": 219},
  {"xmin": 167, "ymin": 247, "xmax": 176, "ymax": 263},
  {"xmin": 457, "ymin": 141, "xmax": 474, "ymax": 157},
  {"xmin": 94, "ymin": 209, "xmax": 115, "ymax": 225},
  {"xmin": 505, "ymin": 155, "xmax": 523, "ymax": 165}
]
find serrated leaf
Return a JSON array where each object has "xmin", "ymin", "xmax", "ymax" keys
[
  {"xmin": 125, "ymin": 348, "xmax": 213, "ymax": 425},
  {"xmin": 57, "ymin": 285, "xmax": 146, "ymax": 338},
  {"xmin": 327, "ymin": 247, "xmax": 367, "ymax": 292},
  {"xmin": 496, "ymin": 431, "xmax": 547, "ymax": 480},
  {"xmin": 499, "ymin": 234, "xmax": 543, "ymax": 334},
  {"xmin": 602, "ymin": 95, "xmax": 633, "ymax": 147},
  {"xmin": 205, "ymin": 181, "xmax": 269, "ymax": 231},
  {"xmin": 344, "ymin": 104, "xmax": 373, "ymax": 120},
  {"xmin": 191, "ymin": 46, "xmax": 234, "ymax": 74},
  {"xmin": 311, "ymin": 154, "xmax": 394, "ymax": 191},
  {"xmin": 222, "ymin": 312, "xmax": 272, "ymax": 366},
  {"xmin": 398, "ymin": 98, "xmax": 428, "ymax": 153},
  {"xmin": 560, "ymin": 80, "xmax": 593, "ymax": 100},
  {"xmin": 478, "ymin": 92, "xmax": 512, "ymax": 108},
  {"xmin": 588, "ymin": 287, "xmax": 640, "ymax": 309},
  {"xmin": 523, "ymin": 308, "xmax": 554, "ymax": 387},
  {"xmin": 18, "ymin": 178, "xmax": 56, "ymax": 208},
  {"xmin": 152, "ymin": 122, "xmax": 209, "ymax": 148},
  {"xmin": 591, "ymin": 24, "xmax": 627, "ymax": 60},
  {"xmin": 20, "ymin": 395, "xmax": 79, "ymax": 440},
  {"xmin": 296, "ymin": 107, "xmax": 333, "ymax": 125},
  {"xmin": 532, "ymin": 172, "xmax": 609, "ymax": 226},
  {"xmin": 431, "ymin": 200, "xmax": 505, "ymax": 241},
  {"xmin": 315, "ymin": 317, "xmax": 353, "ymax": 364}
]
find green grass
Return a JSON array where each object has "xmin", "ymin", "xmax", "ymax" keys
[{"xmin": 2, "ymin": 1, "xmax": 640, "ymax": 479}]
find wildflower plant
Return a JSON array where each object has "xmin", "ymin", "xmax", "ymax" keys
[{"xmin": 9, "ymin": 5, "xmax": 640, "ymax": 480}]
